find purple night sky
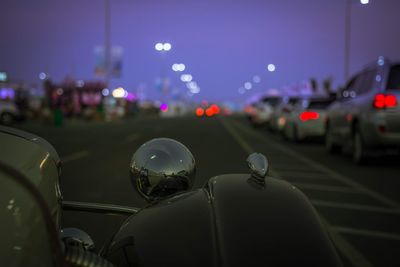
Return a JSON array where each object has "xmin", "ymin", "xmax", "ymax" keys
[{"xmin": 1, "ymin": 0, "xmax": 399, "ymax": 102}]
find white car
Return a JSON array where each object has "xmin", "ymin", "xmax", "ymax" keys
[
  {"xmin": 250, "ymin": 96, "xmax": 281, "ymax": 127},
  {"xmin": 282, "ymin": 97, "xmax": 334, "ymax": 141}
]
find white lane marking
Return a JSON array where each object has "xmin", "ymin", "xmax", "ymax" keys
[
  {"xmin": 323, "ymin": 219, "xmax": 375, "ymax": 267},
  {"xmin": 125, "ymin": 133, "xmax": 140, "ymax": 143},
  {"xmin": 292, "ymin": 182, "xmax": 359, "ymax": 193},
  {"xmin": 62, "ymin": 150, "xmax": 89, "ymax": 163},
  {"xmin": 230, "ymin": 118, "xmax": 400, "ymax": 209},
  {"xmin": 220, "ymin": 118, "xmax": 374, "ymax": 267},
  {"xmin": 311, "ymin": 200, "xmax": 400, "ymax": 214},
  {"xmin": 331, "ymin": 226, "xmax": 400, "ymax": 241},
  {"xmin": 220, "ymin": 118, "xmax": 281, "ymax": 177}
]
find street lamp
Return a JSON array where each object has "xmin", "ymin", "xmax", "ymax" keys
[
  {"xmin": 155, "ymin": 42, "xmax": 172, "ymax": 52},
  {"xmin": 267, "ymin": 64, "xmax": 276, "ymax": 72},
  {"xmin": 344, "ymin": 0, "xmax": 369, "ymax": 80}
]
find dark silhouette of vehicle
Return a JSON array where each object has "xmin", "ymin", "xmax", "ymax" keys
[{"xmin": 0, "ymin": 127, "xmax": 343, "ymax": 267}]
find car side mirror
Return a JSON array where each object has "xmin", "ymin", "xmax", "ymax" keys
[
  {"xmin": 247, "ymin": 153, "xmax": 269, "ymax": 179},
  {"xmin": 129, "ymin": 138, "xmax": 196, "ymax": 202},
  {"xmin": 61, "ymin": 228, "xmax": 95, "ymax": 251}
]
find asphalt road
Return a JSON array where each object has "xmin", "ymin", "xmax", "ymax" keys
[{"xmin": 14, "ymin": 115, "xmax": 400, "ymax": 267}]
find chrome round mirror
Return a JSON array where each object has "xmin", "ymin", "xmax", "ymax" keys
[{"xmin": 130, "ymin": 138, "xmax": 196, "ymax": 201}]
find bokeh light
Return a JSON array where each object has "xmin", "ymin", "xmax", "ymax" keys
[
  {"xmin": 155, "ymin": 43, "xmax": 163, "ymax": 51},
  {"xmin": 163, "ymin": 43, "xmax": 172, "ymax": 51},
  {"xmin": 196, "ymin": 107, "xmax": 204, "ymax": 117},
  {"xmin": 267, "ymin": 64, "xmax": 276, "ymax": 72},
  {"xmin": 160, "ymin": 103, "xmax": 168, "ymax": 112},
  {"xmin": 244, "ymin": 82, "xmax": 252, "ymax": 90}
]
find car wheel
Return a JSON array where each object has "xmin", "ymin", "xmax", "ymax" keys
[
  {"xmin": 0, "ymin": 112, "xmax": 14, "ymax": 125},
  {"xmin": 325, "ymin": 124, "xmax": 341, "ymax": 154},
  {"xmin": 353, "ymin": 128, "xmax": 368, "ymax": 164}
]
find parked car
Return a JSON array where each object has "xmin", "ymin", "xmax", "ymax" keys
[
  {"xmin": 269, "ymin": 96, "xmax": 302, "ymax": 133},
  {"xmin": 249, "ymin": 96, "xmax": 282, "ymax": 127},
  {"xmin": 325, "ymin": 58, "xmax": 400, "ymax": 163},
  {"xmin": 282, "ymin": 97, "xmax": 335, "ymax": 141},
  {"xmin": 0, "ymin": 100, "xmax": 20, "ymax": 125}
]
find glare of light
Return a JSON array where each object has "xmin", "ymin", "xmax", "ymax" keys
[
  {"xmin": 375, "ymin": 75, "xmax": 382, "ymax": 82},
  {"xmin": 187, "ymin": 81, "xmax": 197, "ymax": 89},
  {"xmin": 39, "ymin": 72, "xmax": 47, "ymax": 80},
  {"xmin": 267, "ymin": 64, "xmax": 276, "ymax": 72},
  {"xmin": 190, "ymin": 86, "xmax": 200, "ymax": 94},
  {"xmin": 360, "ymin": 0, "xmax": 369, "ymax": 4},
  {"xmin": 155, "ymin": 43, "xmax": 163, "ymax": 51},
  {"xmin": 163, "ymin": 43, "xmax": 172, "ymax": 51},
  {"xmin": 112, "ymin": 87, "xmax": 126, "ymax": 98},
  {"xmin": 205, "ymin": 108, "xmax": 214, "ymax": 117},
  {"xmin": 210, "ymin": 104, "xmax": 220, "ymax": 114},
  {"xmin": 160, "ymin": 103, "xmax": 168, "ymax": 112},
  {"xmin": 244, "ymin": 82, "xmax": 252, "ymax": 90},
  {"xmin": 181, "ymin": 74, "xmax": 193, "ymax": 82},
  {"xmin": 178, "ymin": 64, "xmax": 186, "ymax": 71},
  {"xmin": 278, "ymin": 117, "xmax": 286, "ymax": 126},
  {"xmin": 102, "ymin": 88, "xmax": 109, "ymax": 96},
  {"xmin": 253, "ymin": 75, "xmax": 261, "ymax": 83},
  {"xmin": 56, "ymin": 88, "xmax": 64, "ymax": 95},
  {"xmin": 172, "ymin": 64, "xmax": 179, "ymax": 71},
  {"xmin": 76, "ymin": 80, "xmax": 84, "ymax": 87},
  {"xmin": 196, "ymin": 107, "xmax": 204, "ymax": 117},
  {"xmin": 238, "ymin": 87, "xmax": 245, "ymax": 94},
  {"xmin": 377, "ymin": 56, "xmax": 385, "ymax": 66},
  {"xmin": 126, "ymin": 92, "xmax": 137, "ymax": 102}
]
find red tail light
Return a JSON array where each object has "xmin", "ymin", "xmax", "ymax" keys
[
  {"xmin": 196, "ymin": 107, "xmax": 204, "ymax": 117},
  {"xmin": 299, "ymin": 111, "xmax": 319, "ymax": 121},
  {"xmin": 374, "ymin": 94, "xmax": 397, "ymax": 109}
]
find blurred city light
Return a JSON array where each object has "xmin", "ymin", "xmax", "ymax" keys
[
  {"xmin": 187, "ymin": 81, "xmax": 200, "ymax": 93},
  {"xmin": 163, "ymin": 43, "xmax": 172, "ymax": 51},
  {"xmin": 112, "ymin": 87, "xmax": 126, "ymax": 98},
  {"xmin": 238, "ymin": 87, "xmax": 245, "ymax": 94},
  {"xmin": 172, "ymin": 63, "xmax": 185, "ymax": 72},
  {"xmin": 210, "ymin": 104, "xmax": 220, "ymax": 114},
  {"xmin": 377, "ymin": 56, "xmax": 385, "ymax": 66},
  {"xmin": 56, "ymin": 88, "xmax": 64, "ymax": 95},
  {"xmin": 267, "ymin": 64, "xmax": 276, "ymax": 72},
  {"xmin": 160, "ymin": 103, "xmax": 169, "ymax": 112},
  {"xmin": 39, "ymin": 72, "xmax": 47, "ymax": 80},
  {"xmin": 205, "ymin": 108, "xmax": 214, "ymax": 117},
  {"xmin": 178, "ymin": 64, "xmax": 185, "ymax": 71},
  {"xmin": 196, "ymin": 107, "xmax": 205, "ymax": 117},
  {"xmin": 102, "ymin": 88, "xmax": 110, "ymax": 96},
  {"xmin": 360, "ymin": 0, "xmax": 369, "ymax": 4},
  {"xmin": 244, "ymin": 82, "xmax": 252, "ymax": 90},
  {"xmin": 76, "ymin": 80, "xmax": 84, "ymax": 87},
  {"xmin": 181, "ymin": 74, "xmax": 193, "ymax": 82},
  {"xmin": 253, "ymin": 75, "xmax": 261, "ymax": 83},
  {"xmin": 155, "ymin": 43, "xmax": 164, "ymax": 51}
]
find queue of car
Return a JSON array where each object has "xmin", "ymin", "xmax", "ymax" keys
[{"xmin": 247, "ymin": 58, "xmax": 400, "ymax": 164}]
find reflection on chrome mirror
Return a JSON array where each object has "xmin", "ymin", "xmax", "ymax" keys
[
  {"xmin": 130, "ymin": 138, "xmax": 196, "ymax": 202},
  {"xmin": 60, "ymin": 228, "xmax": 95, "ymax": 251},
  {"xmin": 247, "ymin": 153, "xmax": 268, "ymax": 181}
]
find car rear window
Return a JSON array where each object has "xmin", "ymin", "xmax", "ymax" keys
[
  {"xmin": 308, "ymin": 99, "xmax": 333, "ymax": 109},
  {"xmin": 386, "ymin": 65, "xmax": 400, "ymax": 90},
  {"xmin": 261, "ymin": 97, "xmax": 281, "ymax": 107}
]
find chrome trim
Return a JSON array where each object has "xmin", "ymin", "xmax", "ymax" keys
[{"xmin": 62, "ymin": 201, "xmax": 139, "ymax": 215}]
